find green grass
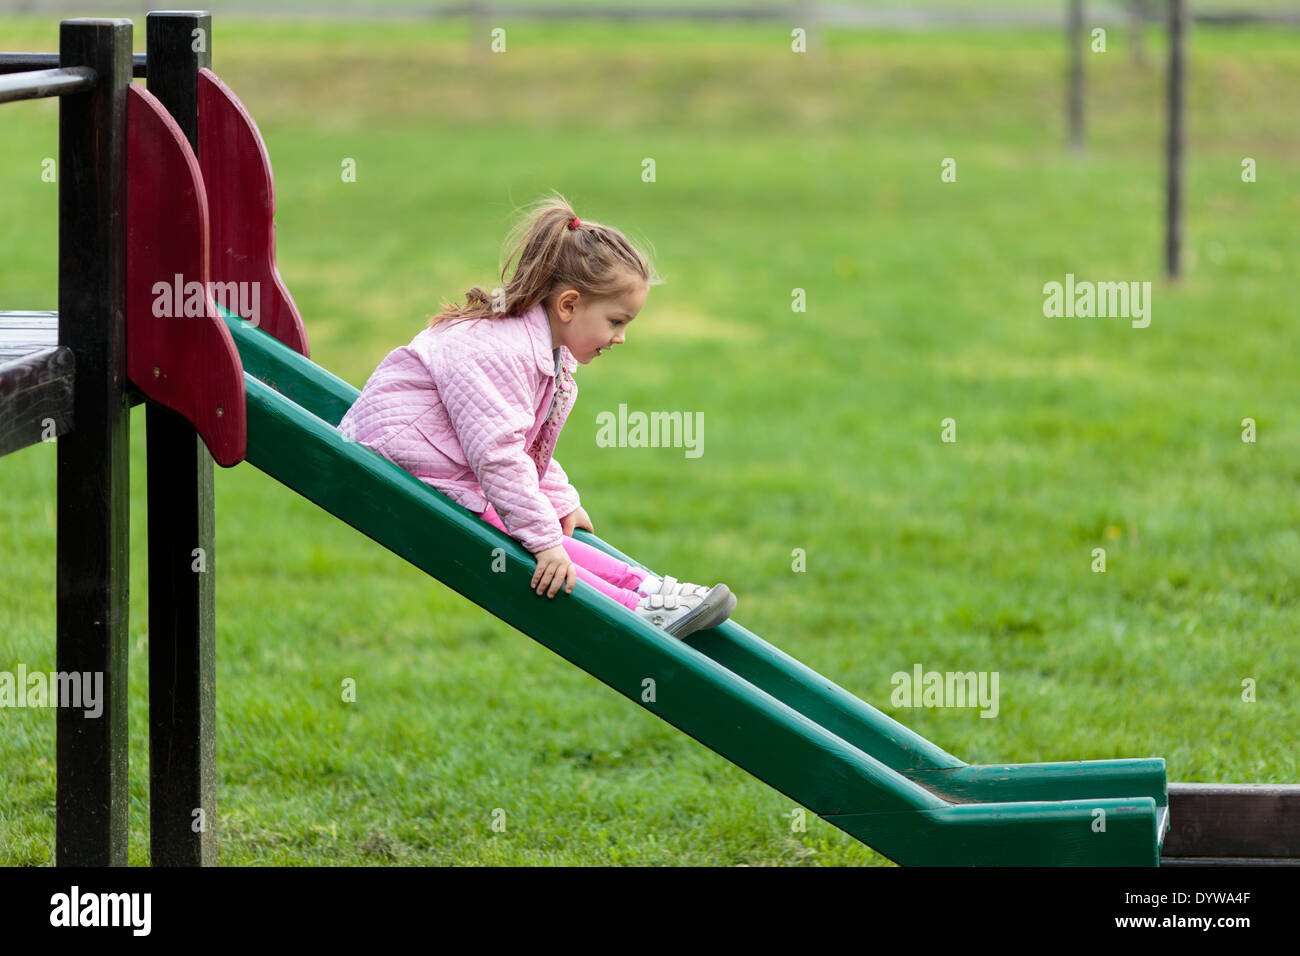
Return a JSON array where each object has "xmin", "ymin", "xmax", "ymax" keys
[
  {"xmin": 20, "ymin": 0, "xmax": 1300, "ymax": 13},
  {"xmin": 1, "ymin": 15, "xmax": 1298, "ymax": 866}
]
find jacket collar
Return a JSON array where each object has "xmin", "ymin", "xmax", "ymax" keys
[{"xmin": 523, "ymin": 302, "xmax": 578, "ymax": 377}]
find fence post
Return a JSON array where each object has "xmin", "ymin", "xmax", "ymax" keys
[
  {"xmin": 1165, "ymin": 0, "xmax": 1186, "ymax": 278},
  {"xmin": 55, "ymin": 16, "xmax": 134, "ymax": 867},
  {"xmin": 1068, "ymin": 0, "xmax": 1085, "ymax": 152},
  {"xmin": 1130, "ymin": 0, "xmax": 1149, "ymax": 67},
  {"xmin": 144, "ymin": 9, "xmax": 219, "ymax": 867}
]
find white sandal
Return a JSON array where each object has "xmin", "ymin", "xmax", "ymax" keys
[{"xmin": 634, "ymin": 583, "xmax": 736, "ymax": 639}]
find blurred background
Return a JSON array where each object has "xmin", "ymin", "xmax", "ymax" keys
[{"xmin": 2, "ymin": 1, "xmax": 1298, "ymax": 865}]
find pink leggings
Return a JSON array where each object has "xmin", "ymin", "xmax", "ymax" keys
[{"xmin": 477, "ymin": 503, "xmax": 648, "ymax": 610}]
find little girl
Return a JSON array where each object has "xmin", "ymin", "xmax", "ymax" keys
[{"xmin": 336, "ymin": 195, "xmax": 737, "ymax": 640}]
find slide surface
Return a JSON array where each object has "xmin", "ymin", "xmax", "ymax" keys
[{"xmin": 221, "ymin": 310, "xmax": 1170, "ymax": 866}]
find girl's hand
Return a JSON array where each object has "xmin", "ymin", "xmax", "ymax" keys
[
  {"xmin": 530, "ymin": 544, "xmax": 576, "ymax": 598},
  {"xmin": 560, "ymin": 507, "xmax": 594, "ymax": 537}
]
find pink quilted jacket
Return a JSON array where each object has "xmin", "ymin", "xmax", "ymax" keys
[{"xmin": 336, "ymin": 302, "xmax": 581, "ymax": 554}]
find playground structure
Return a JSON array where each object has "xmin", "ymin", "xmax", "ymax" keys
[{"xmin": 1, "ymin": 10, "xmax": 1296, "ymax": 867}]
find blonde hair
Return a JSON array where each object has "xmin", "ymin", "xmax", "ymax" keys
[{"xmin": 427, "ymin": 191, "xmax": 662, "ymax": 330}]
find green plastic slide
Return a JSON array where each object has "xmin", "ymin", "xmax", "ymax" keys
[{"xmin": 219, "ymin": 309, "xmax": 1169, "ymax": 866}]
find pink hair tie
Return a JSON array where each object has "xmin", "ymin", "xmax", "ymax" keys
[{"xmin": 568, "ymin": 217, "xmax": 580, "ymax": 230}]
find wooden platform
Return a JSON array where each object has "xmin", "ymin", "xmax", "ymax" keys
[{"xmin": 0, "ymin": 311, "xmax": 73, "ymax": 457}]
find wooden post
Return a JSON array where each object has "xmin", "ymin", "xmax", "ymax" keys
[
  {"xmin": 472, "ymin": 0, "xmax": 489, "ymax": 61},
  {"xmin": 1165, "ymin": 0, "xmax": 1186, "ymax": 278},
  {"xmin": 1068, "ymin": 0, "xmax": 1084, "ymax": 152},
  {"xmin": 1130, "ymin": 0, "xmax": 1149, "ymax": 67},
  {"xmin": 144, "ymin": 10, "xmax": 219, "ymax": 867},
  {"xmin": 55, "ymin": 17, "xmax": 133, "ymax": 867}
]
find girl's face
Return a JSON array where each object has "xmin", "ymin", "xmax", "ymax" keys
[{"xmin": 547, "ymin": 278, "xmax": 648, "ymax": 365}]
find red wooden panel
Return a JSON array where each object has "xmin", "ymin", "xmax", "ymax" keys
[
  {"xmin": 197, "ymin": 68, "xmax": 310, "ymax": 357},
  {"xmin": 126, "ymin": 83, "xmax": 247, "ymax": 467}
]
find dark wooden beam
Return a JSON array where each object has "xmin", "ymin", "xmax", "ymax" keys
[
  {"xmin": 55, "ymin": 17, "xmax": 133, "ymax": 868},
  {"xmin": 0, "ymin": 347, "xmax": 74, "ymax": 458},
  {"xmin": 1162, "ymin": 783, "xmax": 1300, "ymax": 861},
  {"xmin": 144, "ymin": 9, "xmax": 219, "ymax": 868}
]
